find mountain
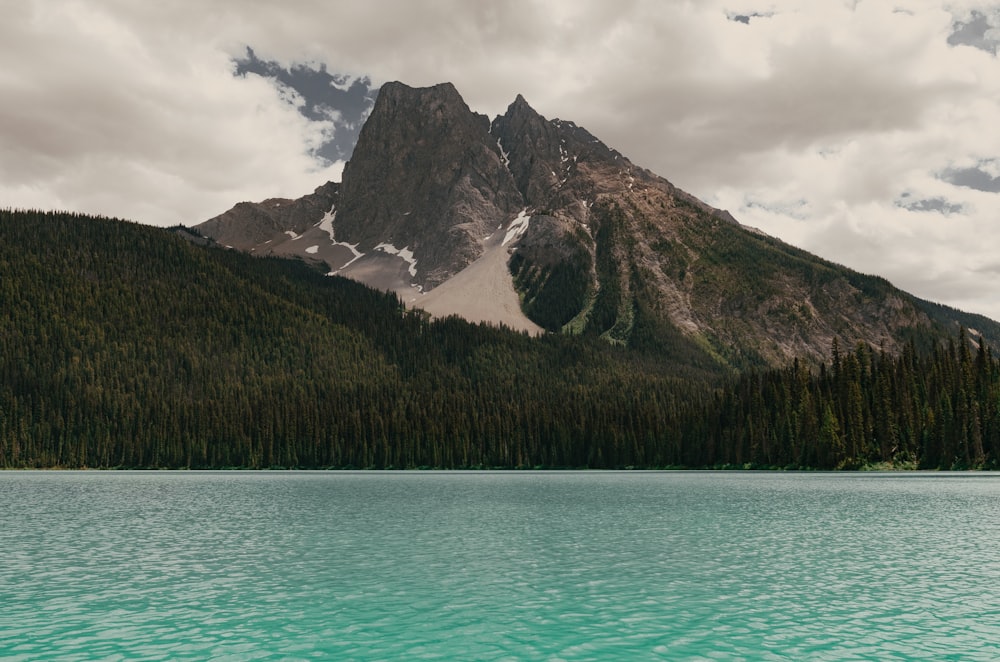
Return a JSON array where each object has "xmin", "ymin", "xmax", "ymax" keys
[{"xmin": 198, "ymin": 82, "xmax": 1000, "ymax": 369}]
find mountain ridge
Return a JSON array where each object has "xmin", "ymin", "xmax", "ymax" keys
[{"xmin": 197, "ymin": 81, "xmax": 1000, "ymax": 369}]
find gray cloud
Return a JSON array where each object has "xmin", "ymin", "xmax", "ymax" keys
[
  {"xmin": 942, "ymin": 163, "xmax": 1000, "ymax": 192},
  {"xmin": 234, "ymin": 49, "xmax": 377, "ymax": 163},
  {"xmin": 726, "ymin": 12, "xmax": 773, "ymax": 25},
  {"xmin": 948, "ymin": 10, "xmax": 1000, "ymax": 53},
  {"xmin": 897, "ymin": 195, "xmax": 966, "ymax": 214}
]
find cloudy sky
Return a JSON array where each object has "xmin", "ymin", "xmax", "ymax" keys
[{"xmin": 3, "ymin": 1, "xmax": 1000, "ymax": 322}]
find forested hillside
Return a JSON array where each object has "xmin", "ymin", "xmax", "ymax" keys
[
  {"xmin": 2, "ymin": 210, "xmax": 999, "ymax": 469},
  {"xmin": 686, "ymin": 334, "xmax": 1000, "ymax": 469}
]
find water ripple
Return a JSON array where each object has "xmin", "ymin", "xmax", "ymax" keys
[{"xmin": 3, "ymin": 471, "xmax": 1000, "ymax": 659}]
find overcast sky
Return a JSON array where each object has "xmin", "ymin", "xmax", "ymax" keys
[{"xmin": 3, "ymin": 1, "xmax": 1000, "ymax": 322}]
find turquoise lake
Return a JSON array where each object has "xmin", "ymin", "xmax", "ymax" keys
[{"xmin": 3, "ymin": 471, "xmax": 1000, "ymax": 660}]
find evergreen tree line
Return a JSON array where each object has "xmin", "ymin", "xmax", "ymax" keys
[
  {"xmin": 687, "ymin": 334, "xmax": 1000, "ymax": 469},
  {"xmin": 1, "ymin": 210, "xmax": 998, "ymax": 469}
]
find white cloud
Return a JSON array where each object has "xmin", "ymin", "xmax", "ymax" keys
[
  {"xmin": 0, "ymin": 1, "xmax": 342, "ymax": 225},
  {"xmin": 2, "ymin": 0, "xmax": 1000, "ymax": 321}
]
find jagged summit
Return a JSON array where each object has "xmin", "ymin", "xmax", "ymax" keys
[
  {"xmin": 492, "ymin": 91, "xmax": 637, "ymax": 224},
  {"xmin": 196, "ymin": 81, "xmax": 1000, "ymax": 369},
  {"xmin": 334, "ymin": 80, "xmax": 523, "ymax": 289}
]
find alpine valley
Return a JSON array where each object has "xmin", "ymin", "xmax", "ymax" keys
[{"xmin": 4, "ymin": 82, "xmax": 1000, "ymax": 470}]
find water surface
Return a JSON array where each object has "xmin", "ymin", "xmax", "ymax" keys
[{"xmin": 3, "ymin": 471, "xmax": 1000, "ymax": 660}]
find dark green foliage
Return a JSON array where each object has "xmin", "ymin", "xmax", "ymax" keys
[
  {"xmin": 0, "ymin": 210, "xmax": 698, "ymax": 469},
  {"xmin": 687, "ymin": 333, "xmax": 1000, "ymax": 469},
  {"xmin": 586, "ymin": 200, "xmax": 629, "ymax": 340},
  {"xmin": 2, "ymin": 210, "xmax": 998, "ymax": 470},
  {"xmin": 912, "ymin": 297, "xmax": 1000, "ymax": 350},
  {"xmin": 509, "ymin": 246, "xmax": 590, "ymax": 331}
]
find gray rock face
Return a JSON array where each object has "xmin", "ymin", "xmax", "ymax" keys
[
  {"xmin": 334, "ymin": 82, "xmax": 524, "ymax": 288},
  {"xmin": 198, "ymin": 182, "xmax": 338, "ymax": 250},
  {"xmin": 492, "ymin": 95, "xmax": 624, "ymax": 217}
]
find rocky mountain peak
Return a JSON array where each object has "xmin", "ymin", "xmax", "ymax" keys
[
  {"xmin": 491, "ymin": 95, "xmax": 558, "ymax": 206},
  {"xmin": 333, "ymin": 81, "xmax": 523, "ymax": 288},
  {"xmin": 372, "ymin": 81, "xmax": 483, "ymax": 131},
  {"xmin": 491, "ymin": 94, "xmax": 634, "ymax": 222}
]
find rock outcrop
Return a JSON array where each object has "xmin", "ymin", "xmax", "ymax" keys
[
  {"xmin": 334, "ymin": 82, "xmax": 525, "ymax": 289},
  {"xmin": 197, "ymin": 182, "xmax": 338, "ymax": 252}
]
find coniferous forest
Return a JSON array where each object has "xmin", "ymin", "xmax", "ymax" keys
[{"xmin": 2, "ymin": 209, "xmax": 999, "ymax": 469}]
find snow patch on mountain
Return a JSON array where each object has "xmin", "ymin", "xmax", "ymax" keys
[
  {"xmin": 313, "ymin": 206, "xmax": 368, "ymax": 271},
  {"xmin": 503, "ymin": 209, "xmax": 531, "ymax": 246},
  {"xmin": 497, "ymin": 138, "xmax": 510, "ymax": 168},
  {"xmin": 318, "ymin": 207, "xmax": 336, "ymax": 240},
  {"xmin": 375, "ymin": 242, "xmax": 418, "ymax": 277},
  {"xmin": 333, "ymin": 242, "xmax": 364, "ymax": 270}
]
